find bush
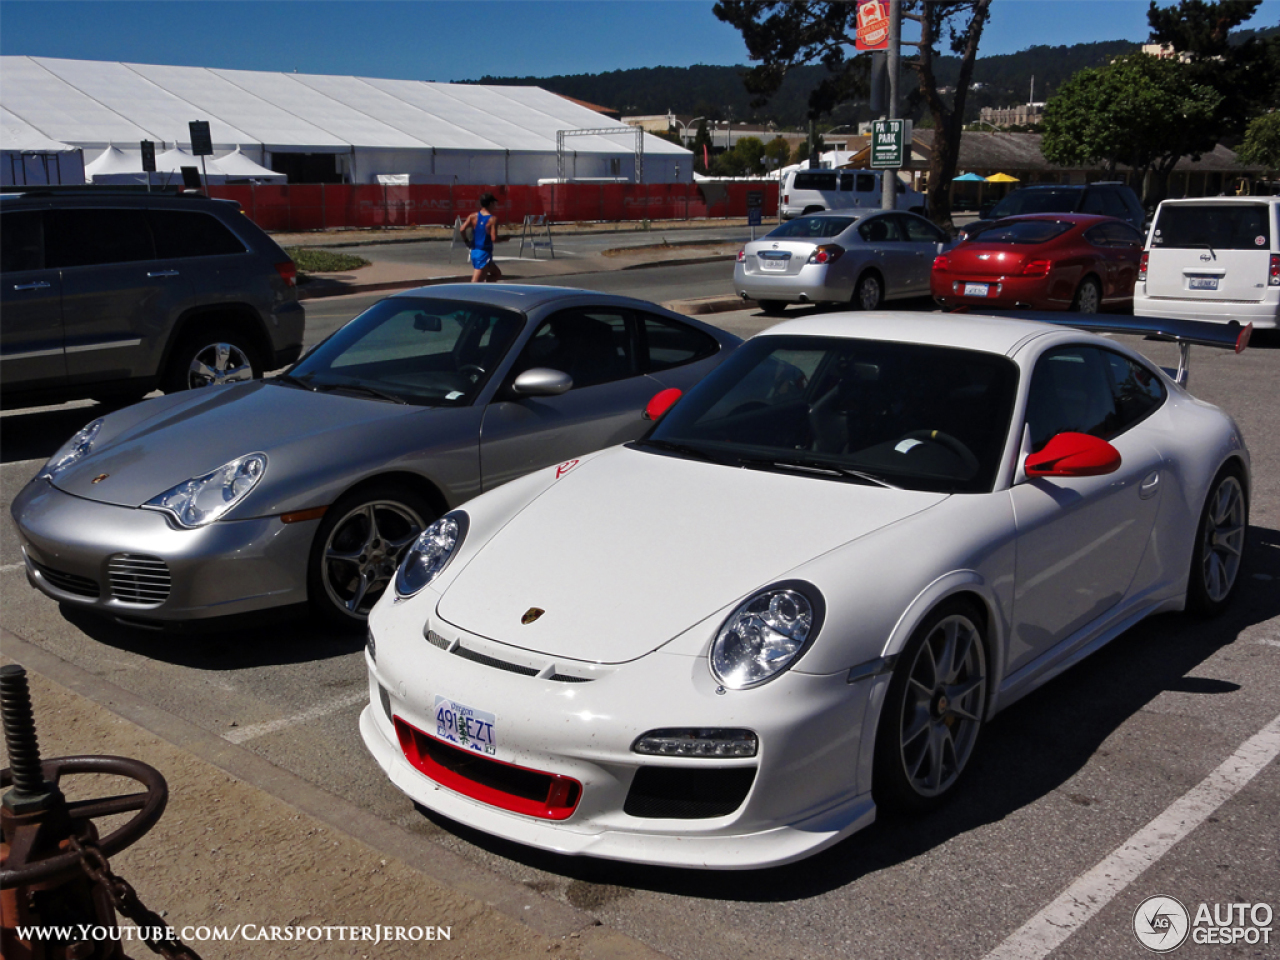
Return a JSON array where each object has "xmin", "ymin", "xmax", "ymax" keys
[{"xmin": 284, "ymin": 247, "xmax": 371, "ymax": 275}]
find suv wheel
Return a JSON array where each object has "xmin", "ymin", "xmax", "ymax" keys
[{"xmin": 164, "ymin": 325, "xmax": 263, "ymax": 393}]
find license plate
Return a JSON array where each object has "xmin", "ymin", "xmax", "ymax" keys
[
  {"xmin": 963, "ymin": 282, "xmax": 990, "ymax": 296},
  {"xmin": 433, "ymin": 696, "xmax": 497, "ymax": 755},
  {"xmin": 1188, "ymin": 277, "xmax": 1219, "ymax": 290},
  {"xmin": 760, "ymin": 258, "xmax": 788, "ymax": 271}
]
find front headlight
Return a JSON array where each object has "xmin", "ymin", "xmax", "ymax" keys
[
  {"xmin": 143, "ymin": 453, "xmax": 267, "ymax": 528},
  {"xmin": 710, "ymin": 584, "xmax": 822, "ymax": 690},
  {"xmin": 394, "ymin": 513, "xmax": 467, "ymax": 599},
  {"xmin": 42, "ymin": 418, "xmax": 104, "ymax": 480}
]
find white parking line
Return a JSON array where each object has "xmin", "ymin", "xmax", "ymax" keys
[
  {"xmin": 0, "ymin": 563, "xmax": 26, "ymax": 573},
  {"xmin": 223, "ymin": 691, "xmax": 367, "ymax": 744},
  {"xmin": 1257, "ymin": 638, "xmax": 1280, "ymax": 649},
  {"xmin": 982, "ymin": 710, "xmax": 1280, "ymax": 960}
]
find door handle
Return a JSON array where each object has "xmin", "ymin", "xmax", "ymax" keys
[
  {"xmin": 13, "ymin": 281, "xmax": 51, "ymax": 291},
  {"xmin": 147, "ymin": 270, "xmax": 180, "ymax": 278},
  {"xmin": 1139, "ymin": 471, "xmax": 1161, "ymax": 500}
]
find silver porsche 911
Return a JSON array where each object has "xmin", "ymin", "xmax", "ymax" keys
[{"xmin": 11, "ymin": 284, "xmax": 740, "ymax": 628}]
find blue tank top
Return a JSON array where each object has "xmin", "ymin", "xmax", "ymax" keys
[{"xmin": 474, "ymin": 212, "xmax": 494, "ymax": 252}]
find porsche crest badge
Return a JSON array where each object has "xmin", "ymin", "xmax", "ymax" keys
[{"xmin": 521, "ymin": 607, "xmax": 545, "ymax": 625}]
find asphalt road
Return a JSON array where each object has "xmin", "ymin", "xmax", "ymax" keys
[{"xmin": 2, "ymin": 294, "xmax": 1277, "ymax": 960}]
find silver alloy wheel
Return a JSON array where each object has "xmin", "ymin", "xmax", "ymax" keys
[
  {"xmin": 896, "ymin": 613, "xmax": 986, "ymax": 798},
  {"xmin": 186, "ymin": 341, "xmax": 255, "ymax": 388},
  {"xmin": 321, "ymin": 499, "xmax": 426, "ymax": 619},
  {"xmin": 1073, "ymin": 278, "xmax": 1101, "ymax": 314},
  {"xmin": 1199, "ymin": 474, "xmax": 1246, "ymax": 603},
  {"xmin": 856, "ymin": 274, "xmax": 883, "ymax": 310}
]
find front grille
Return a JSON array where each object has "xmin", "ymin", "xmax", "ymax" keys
[
  {"xmin": 394, "ymin": 717, "xmax": 581, "ymax": 820},
  {"xmin": 107, "ymin": 554, "xmax": 171, "ymax": 606},
  {"xmin": 624, "ymin": 765, "xmax": 756, "ymax": 820},
  {"xmin": 30, "ymin": 559, "xmax": 100, "ymax": 599}
]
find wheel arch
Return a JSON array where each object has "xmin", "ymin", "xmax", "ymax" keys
[
  {"xmin": 323, "ymin": 470, "xmax": 451, "ymax": 524},
  {"xmin": 160, "ymin": 303, "xmax": 273, "ymax": 375}
]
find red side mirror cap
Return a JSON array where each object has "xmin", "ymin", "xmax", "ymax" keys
[
  {"xmin": 1025, "ymin": 432, "xmax": 1122, "ymax": 477},
  {"xmin": 644, "ymin": 388, "xmax": 682, "ymax": 421}
]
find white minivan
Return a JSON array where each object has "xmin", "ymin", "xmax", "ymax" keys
[
  {"xmin": 780, "ymin": 168, "xmax": 926, "ymax": 220},
  {"xmin": 1134, "ymin": 196, "xmax": 1279, "ymax": 328}
]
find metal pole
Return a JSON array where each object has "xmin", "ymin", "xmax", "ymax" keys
[{"xmin": 880, "ymin": 0, "xmax": 900, "ymax": 211}]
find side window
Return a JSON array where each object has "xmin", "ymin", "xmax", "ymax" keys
[
  {"xmin": 150, "ymin": 210, "xmax": 248, "ymax": 259},
  {"xmin": 858, "ymin": 215, "xmax": 901, "ymax": 243},
  {"xmin": 1083, "ymin": 225, "xmax": 1111, "ymax": 248},
  {"xmin": 1080, "ymin": 190, "xmax": 1108, "ymax": 216},
  {"xmin": 1024, "ymin": 346, "xmax": 1118, "ymax": 452},
  {"xmin": 46, "ymin": 209, "xmax": 153, "ymax": 268},
  {"xmin": 640, "ymin": 312, "xmax": 719, "ymax": 372},
  {"xmin": 856, "ymin": 173, "xmax": 876, "ymax": 193},
  {"xmin": 515, "ymin": 309, "xmax": 634, "ymax": 390},
  {"xmin": 1099, "ymin": 191, "xmax": 1130, "ymax": 220},
  {"xmin": 0, "ymin": 211, "xmax": 44, "ymax": 272},
  {"xmin": 899, "ymin": 214, "xmax": 945, "ymax": 244},
  {"xmin": 839, "ymin": 172, "xmax": 855, "ymax": 192},
  {"xmin": 1102, "ymin": 349, "xmax": 1165, "ymax": 432}
]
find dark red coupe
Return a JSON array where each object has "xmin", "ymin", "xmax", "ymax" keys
[{"xmin": 931, "ymin": 213, "xmax": 1145, "ymax": 312}]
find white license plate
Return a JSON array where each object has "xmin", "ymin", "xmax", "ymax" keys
[
  {"xmin": 1188, "ymin": 277, "xmax": 1219, "ymax": 290},
  {"xmin": 963, "ymin": 282, "xmax": 990, "ymax": 296},
  {"xmin": 760, "ymin": 258, "xmax": 788, "ymax": 271},
  {"xmin": 433, "ymin": 695, "xmax": 497, "ymax": 755}
]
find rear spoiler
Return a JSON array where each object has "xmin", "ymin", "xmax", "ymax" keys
[{"xmin": 964, "ymin": 310, "xmax": 1252, "ymax": 387}]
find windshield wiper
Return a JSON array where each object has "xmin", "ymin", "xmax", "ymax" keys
[
  {"xmin": 312, "ymin": 381, "xmax": 408, "ymax": 405},
  {"xmin": 272, "ymin": 372, "xmax": 317, "ymax": 391},
  {"xmin": 633, "ymin": 438, "xmax": 734, "ymax": 465},
  {"xmin": 741, "ymin": 456, "xmax": 898, "ymax": 488}
]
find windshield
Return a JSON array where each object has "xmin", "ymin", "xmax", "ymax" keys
[
  {"xmin": 990, "ymin": 188, "xmax": 1081, "ymax": 218},
  {"xmin": 972, "ymin": 219, "xmax": 1074, "ymax": 245},
  {"xmin": 645, "ymin": 335, "xmax": 1018, "ymax": 494},
  {"xmin": 287, "ymin": 297, "xmax": 523, "ymax": 406},
  {"xmin": 766, "ymin": 216, "xmax": 856, "ymax": 240}
]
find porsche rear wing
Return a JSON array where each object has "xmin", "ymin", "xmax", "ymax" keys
[{"xmin": 991, "ymin": 311, "xmax": 1252, "ymax": 387}]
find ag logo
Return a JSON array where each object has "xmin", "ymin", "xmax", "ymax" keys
[{"xmin": 1133, "ymin": 895, "xmax": 1190, "ymax": 952}]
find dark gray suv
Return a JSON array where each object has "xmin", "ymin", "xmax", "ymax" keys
[
  {"xmin": 964, "ymin": 182, "xmax": 1146, "ymax": 237},
  {"xmin": 1, "ymin": 189, "xmax": 305, "ymax": 408}
]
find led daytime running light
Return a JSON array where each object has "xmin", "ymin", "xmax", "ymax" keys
[{"xmin": 632, "ymin": 728, "xmax": 758, "ymax": 758}]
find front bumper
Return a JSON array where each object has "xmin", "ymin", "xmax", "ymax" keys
[
  {"xmin": 361, "ymin": 596, "xmax": 883, "ymax": 869},
  {"xmin": 11, "ymin": 478, "xmax": 317, "ymax": 623},
  {"xmin": 734, "ymin": 262, "xmax": 853, "ymax": 306}
]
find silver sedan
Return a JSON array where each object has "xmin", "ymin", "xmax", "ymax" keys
[
  {"xmin": 734, "ymin": 209, "xmax": 954, "ymax": 314},
  {"xmin": 11, "ymin": 285, "xmax": 740, "ymax": 628}
]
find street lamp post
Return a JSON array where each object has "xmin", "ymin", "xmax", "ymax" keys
[{"xmin": 667, "ymin": 113, "xmax": 705, "ymax": 147}]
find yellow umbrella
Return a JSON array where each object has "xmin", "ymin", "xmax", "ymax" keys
[{"xmin": 985, "ymin": 172, "xmax": 1020, "ymax": 182}]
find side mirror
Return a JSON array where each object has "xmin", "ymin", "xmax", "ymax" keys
[
  {"xmin": 413, "ymin": 313, "xmax": 443, "ymax": 332},
  {"xmin": 510, "ymin": 367, "xmax": 572, "ymax": 397},
  {"xmin": 1025, "ymin": 432, "xmax": 1122, "ymax": 478},
  {"xmin": 643, "ymin": 387, "xmax": 682, "ymax": 421}
]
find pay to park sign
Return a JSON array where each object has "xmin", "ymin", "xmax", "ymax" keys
[{"xmin": 871, "ymin": 119, "xmax": 910, "ymax": 169}]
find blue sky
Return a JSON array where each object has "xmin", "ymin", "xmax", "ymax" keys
[{"xmin": 1, "ymin": 1, "xmax": 1277, "ymax": 82}]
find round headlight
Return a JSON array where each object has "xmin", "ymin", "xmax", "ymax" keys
[
  {"xmin": 710, "ymin": 586, "xmax": 818, "ymax": 689},
  {"xmin": 395, "ymin": 513, "xmax": 467, "ymax": 599},
  {"xmin": 42, "ymin": 418, "xmax": 104, "ymax": 480},
  {"xmin": 144, "ymin": 453, "xmax": 267, "ymax": 528}
]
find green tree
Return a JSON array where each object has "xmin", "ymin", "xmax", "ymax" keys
[
  {"xmin": 1041, "ymin": 54, "xmax": 1222, "ymax": 204},
  {"xmin": 792, "ymin": 140, "xmax": 811, "ymax": 166},
  {"xmin": 1237, "ymin": 112, "xmax": 1280, "ymax": 171},
  {"xmin": 713, "ymin": 0, "xmax": 993, "ymax": 229},
  {"xmin": 764, "ymin": 135, "xmax": 792, "ymax": 171}
]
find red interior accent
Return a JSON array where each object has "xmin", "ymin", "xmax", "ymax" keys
[
  {"xmin": 644, "ymin": 387, "xmax": 683, "ymax": 421},
  {"xmin": 1025, "ymin": 432, "xmax": 1122, "ymax": 477},
  {"xmin": 394, "ymin": 717, "xmax": 582, "ymax": 821}
]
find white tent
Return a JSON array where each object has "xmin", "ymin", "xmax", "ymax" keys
[
  {"xmin": 1, "ymin": 106, "xmax": 85, "ymax": 185},
  {"xmin": 0, "ymin": 56, "xmax": 691, "ymax": 185},
  {"xmin": 83, "ymin": 144, "xmax": 149, "ymax": 184},
  {"xmin": 211, "ymin": 146, "xmax": 286, "ymax": 183}
]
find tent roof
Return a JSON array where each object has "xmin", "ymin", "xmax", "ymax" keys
[
  {"xmin": 0, "ymin": 56, "xmax": 687, "ymax": 158},
  {"xmin": 1, "ymin": 104, "xmax": 80, "ymax": 153},
  {"xmin": 84, "ymin": 144, "xmax": 144, "ymax": 174}
]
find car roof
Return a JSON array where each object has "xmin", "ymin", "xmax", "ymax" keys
[
  {"xmin": 1156, "ymin": 196, "xmax": 1279, "ymax": 206},
  {"xmin": 754, "ymin": 310, "xmax": 1076, "ymax": 357},
  {"xmin": 385, "ymin": 283, "xmax": 724, "ymax": 325},
  {"xmin": 989, "ymin": 212, "xmax": 1123, "ymax": 227}
]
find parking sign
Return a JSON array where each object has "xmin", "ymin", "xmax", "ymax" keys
[{"xmin": 871, "ymin": 119, "xmax": 911, "ymax": 169}]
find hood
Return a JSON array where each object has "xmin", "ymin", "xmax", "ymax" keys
[
  {"xmin": 437, "ymin": 446, "xmax": 946, "ymax": 664},
  {"xmin": 52, "ymin": 381, "xmax": 422, "ymax": 507}
]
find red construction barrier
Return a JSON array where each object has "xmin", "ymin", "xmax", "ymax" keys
[{"xmin": 209, "ymin": 181, "xmax": 776, "ymax": 232}]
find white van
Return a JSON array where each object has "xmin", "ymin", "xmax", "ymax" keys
[
  {"xmin": 1134, "ymin": 196, "xmax": 1279, "ymax": 329},
  {"xmin": 780, "ymin": 168, "xmax": 925, "ymax": 220}
]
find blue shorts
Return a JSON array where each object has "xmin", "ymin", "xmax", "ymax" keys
[{"xmin": 470, "ymin": 249, "xmax": 493, "ymax": 270}]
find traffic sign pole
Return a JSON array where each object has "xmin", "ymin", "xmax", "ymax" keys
[{"xmin": 880, "ymin": 0, "xmax": 900, "ymax": 211}]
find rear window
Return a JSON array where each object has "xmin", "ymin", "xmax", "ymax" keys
[
  {"xmin": 792, "ymin": 172, "xmax": 837, "ymax": 191},
  {"xmin": 989, "ymin": 188, "xmax": 1082, "ymax": 218},
  {"xmin": 1151, "ymin": 203, "xmax": 1272, "ymax": 251},
  {"xmin": 767, "ymin": 216, "xmax": 855, "ymax": 239},
  {"xmin": 975, "ymin": 219, "xmax": 1074, "ymax": 245}
]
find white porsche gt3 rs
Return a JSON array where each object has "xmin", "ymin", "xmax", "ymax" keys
[{"xmin": 360, "ymin": 311, "xmax": 1252, "ymax": 870}]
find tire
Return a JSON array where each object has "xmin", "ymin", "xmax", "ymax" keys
[
  {"xmin": 853, "ymin": 272, "xmax": 884, "ymax": 311},
  {"xmin": 1186, "ymin": 464, "xmax": 1248, "ymax": 616},
  {"xmin": 163, "ymin": 324, "xmax": 263, "ymax": 393},
  {"xmin": 757, "ymin": 300, "xmax": 788, "ymax": 315},
  {"xmin": 1071, "ymin": 276, "xmax": 1101, "ymax": 314},
  {"xmin": 874, "ymin": 598, "xmax": 988, "ymax": 813},
  {"xmin": 307, "ymin": 482, "xmax": 439, "ymax": 626}
]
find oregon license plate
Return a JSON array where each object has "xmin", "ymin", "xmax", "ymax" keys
[
  {"xmin": 1188, "ymin": 277, "xmax": 1219, "ymax": 290},
  {"xmin": 760, "ymin": 257, "xmax": 789, "ymax": 271},
  {"xmin": 433, "ymin": 696, "xmax": 497, "ymax": 755},
  {"xmin": 964, "ymin": 282, "xmax": 990, "ymax": 296}
]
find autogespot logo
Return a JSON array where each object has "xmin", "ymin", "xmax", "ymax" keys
[{"xmin": 1134, "ymin": 895, "xmax": 1190, "ymax": 952}]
